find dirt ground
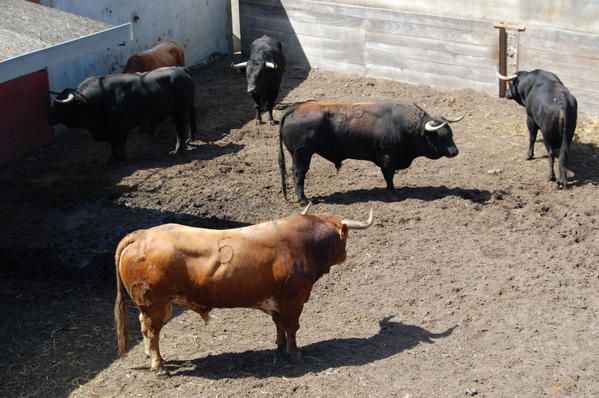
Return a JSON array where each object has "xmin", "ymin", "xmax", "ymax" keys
[{"xmin": 1, "ymin": 57, "xmax": 598, "ymax": 398}]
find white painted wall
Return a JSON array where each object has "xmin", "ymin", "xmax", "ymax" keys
[{"xmin": 41, "ymin": 0, "xmax": 229, "ymax": 90}]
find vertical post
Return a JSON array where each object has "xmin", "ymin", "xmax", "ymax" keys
[
  {"xmin": 498, "ymin": 27, "xmax": 507, "ymax": 98},
  {"xmin": 231, "ymin": 0, "xmax": 241, "ymax": 54},
  {"xmin": 493, "ymin": 22, "xmax": 526, "ymax": 98}
]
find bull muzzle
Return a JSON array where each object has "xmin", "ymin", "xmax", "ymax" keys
[{"xmin": 341, "ymin": 209, "xmax": 374, "ymax": 230}]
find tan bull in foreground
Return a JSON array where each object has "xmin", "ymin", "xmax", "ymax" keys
[{"xmin": 114, "ymin": 204, "xmax": 373, "ymax": 374}]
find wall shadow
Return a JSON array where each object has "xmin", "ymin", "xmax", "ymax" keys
[
  {"xmin": 0, "ymin": 205, "xmax": 250, "ymax": 398},
  {"xmin": 166, "ymin": 317, "xmax": 456, "ymax": 378},
  {"xmin": 569, "ymin": 140, "xmax": 599, "ymax": 187},
  {"xmin": 314, "ymin": 186, "xmax": 492, "ymax": 205}
]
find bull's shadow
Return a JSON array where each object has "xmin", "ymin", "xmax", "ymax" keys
[
  {"xmin": 313, "ymin": 185, "xmax": 492, "ymax": 205},
  {"xmin": 166, "ymin": 317, "xmax": 456, "ymax": 378},
  {"xmin": 568, "ymin": 140, "xmax": 599, "ymax": 187}
]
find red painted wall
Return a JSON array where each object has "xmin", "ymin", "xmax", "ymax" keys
[{"xmin": 0, "ymin": 70, "xmax": 54, "ymax": 165}]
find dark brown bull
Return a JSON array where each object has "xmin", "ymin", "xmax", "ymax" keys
[
  {"xmin": 124, "ymin": 41, "xmax": 185, "ymax": 73},
  {"xmin": 114, "ymin": 204, "xmax": 374, "ymax": 374}
]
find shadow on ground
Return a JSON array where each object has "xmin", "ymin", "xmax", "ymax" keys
[
  {"xmin": 314, "ymin": 186, "xmax": 493, "ymax": 205},
  {"xmin": 166, "ymin": 317, "xmax": 456, "ymax": 378},
  {"xmin": 569, "ymin": 140, "xmax": 599, "ymax": 187}
]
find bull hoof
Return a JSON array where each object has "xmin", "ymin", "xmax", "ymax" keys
[
  {"xmin": 548, "ymin": 175, "xmax": 556, "ymax": 182},
  {"xmin": 169, "ymin": 148, "xmax": 185, "ymax": 156},
  {"xmin": 155, "ymin": 368, "xmax": 170, "ymax": 377},
  {"xmin": 557, "ymin": 181, "xmax": 565, "ymax": 190},
  {"xmin": 255, "ymin": 119, "xmax": 263, "ymax": 125},
  {"xmin": 269, "ymin": 120, "xmax": 278, "ymax": 126},
  {"xmin": 526, "ymin": 153, "xmax": 534, "ymax": 160},
  {"xmin": 288, "ymin": 351, "xmax": 303, "ymax": 365}
]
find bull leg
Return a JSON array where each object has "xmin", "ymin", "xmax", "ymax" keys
[
  {"xmin": 381, "ymin": 167, "xmax": 395, "ymax": 190},
  {"xmin": 526, "ymin": 116, "xmax": 538, "ymax": 160},
  {"xmin": 281, "ymin": 309, "xmax": 303, "ymax": 364},
  {"xmin": 139, "ymin": 312, "xmax": 151, "ymax": 358},
  {"xmin": 272, "ymin": 314, "xmax": 287, "ymax": 351},
  {"xmin": 170, "ymin": 114, "xmax": 189, "ymax": 156},
  {"xmin": 291, "ymin": 149, "xmax": 313, "ymax": 203},
  {"xmin": 267, "ymin": 99, "xmax": 277, "ymax": 126},
  {"xmin": 557, "ymin": 142, "xmax": 569, "ymax": 189},
  {"xmin": 143, "ymin": 304, "xmax": 172, "ymax": 375},
  {"xmin": 542, "ymin": 137, "xmax": 556, "ymax": 182},
  {"xmin": 109, "ymin": 134, "xmax": 127, "ymax": 164},
  {"xmin": 252, "ymin": 94, "xmax": 263, "ymax": 125}
]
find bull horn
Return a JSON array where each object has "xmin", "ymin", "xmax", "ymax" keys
[
  {"xmin": 48, "ymin": 90, "xmax": 62, "ymax": 95},
  {"xmin": 443, "ymin": 115, "xmax": 464, "ymax": 123},
  {"xmin": 55, "ymin": 93, "xmax": 75, "ymax": 103},
  {"xmin": 231, "ymin": 61, "xmax": 247, "ymax": 69},
  {"xmin": 265, "ymin": 61, "xmax": 277, "ymax": 69},
  {"xmin": 341, "ymin": 209, "xmax": 374, "ymax": 230},
  {"xmin": 301, "ymin": 201, "xmax": 312, "ymax": 215},
  {"xmin": 424, "ymin": 120, "xmax": 447, "ymax": 132},
  {"xmin": 495, "ymin": 70, "xmax": 518, "ymax": 81}
]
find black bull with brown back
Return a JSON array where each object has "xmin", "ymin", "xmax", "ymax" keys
[{"xmin": 278, "ymin": 101, "xmax": 464, "ymax": 202}]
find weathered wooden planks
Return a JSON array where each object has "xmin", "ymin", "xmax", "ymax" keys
[
  {"xmin": 240, "ymin": 0, "xmax": 498, "ymax": 95},
  {"xmin": 519, "ymin": 26, "xmax": 599, "ymax": 112}
]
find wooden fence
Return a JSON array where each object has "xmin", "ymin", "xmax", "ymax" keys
[{"xmin": 240, "ymin": 0, "xmax": 599, "ymax": 114}]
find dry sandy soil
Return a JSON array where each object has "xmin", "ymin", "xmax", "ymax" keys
[{"xmin": 1, "ymin": 57, "xmax": 598, "ymax": 398}]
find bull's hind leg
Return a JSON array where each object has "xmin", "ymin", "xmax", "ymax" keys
[
  {"xmin": 542, "ymin": 137, "xmax": 556, "ymax": 182},
  {"xmin": 139, "ymin": 313, "xmax": 151, "ymax": 358},
  {"xmin": 271, "ymin": 314, "xmax": 287, "ymax": 351},
  {"xmin": 170, "ymin": 114, "xmax": 189, "ymax": 155},
  {"xmin": 557, "ymin": 142, "xmax": 570, "ymax": 189},
  {"xmin": 526, "ymin": 116, "xmax": 538, "ymax": 160},
  {"xmin": 291, "ymin": 149, "xmax": 313, "ymax": 203},
  {"xmin": 142, "ymin": 303, "xmax": 172, "ymax": 375}
]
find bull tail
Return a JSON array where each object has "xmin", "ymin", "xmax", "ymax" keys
[
  {"xmin": 114, "ymin": 233, "xmax": 136, "ymax": 356},
  {"xmin": 279, "ymin": 104, "xmax": 302, "ymax": 200},
  {"xmin": 558, "ymin": 104, "xmax": 569, "ymax": 178}
]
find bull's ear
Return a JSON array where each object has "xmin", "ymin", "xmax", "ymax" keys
[{"xmin": 338, "ymin": 223, "xmax": 348, "ymax": 240}]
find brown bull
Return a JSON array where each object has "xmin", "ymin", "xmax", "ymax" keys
[
  {"xmin": 114, "ymin": 204, "xmax": 373, "ymax": 374},
  {"xmin": 123, "ymin": 41, "xmax": 185, "ymax": 73}
]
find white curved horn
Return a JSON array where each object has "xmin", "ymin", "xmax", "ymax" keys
[
  {"xmin": 301, "ymin": 201, "xmax": 312, "ymax": 215},
  {"xmin": 443, "ymin": 115, "xmax": 464, "ymax": 123},
  {"xmin": 265, "ymin": 61, "xmax": 277, "ymax": 69},
  {"xmin": 232, "ymin": 61, "xmax": 247, "ymax": 69},
  {"xmin": 341, "ymin": 209, "xmax": 374, "ymax": 230},
  {"xmin": 424, "ymin": 120, "xmax": 448, "ymax": 132},
  {"xmin": 55, "ymin": 93, "xmax": 75, "ymax": 103},
  {"xmin": 495, "ymin": 70, "xmax": 518, "ymax": 81}
]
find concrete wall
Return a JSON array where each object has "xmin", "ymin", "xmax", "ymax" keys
[{"xmin": 40, "ymin": 0, "xmax": 229, "ymax": 90}]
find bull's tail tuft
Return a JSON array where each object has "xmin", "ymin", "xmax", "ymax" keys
[{"xmin": 115, "ymin": 233, "xmax": 136, "ymax": 356}]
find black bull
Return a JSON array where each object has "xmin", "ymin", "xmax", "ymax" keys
[
  {"xmin": 497, "ymin": 69, "xmax": 577, "ymax": 189},
  {"xmin": 278, "ymin": 101, "xmax": 463, "ymax": 202},
  {"xmin": 232, "ymin": 35, "xmax": 286, "ymax": 125},
  {"xmin": 47, "ymin": 66, "xmax": 196, "ymax": 161}
]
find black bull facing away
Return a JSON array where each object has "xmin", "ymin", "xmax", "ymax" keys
[
  {"xmin": 278, "ymin": 101, "xmax": 463, "ymax": 202},
  {"xmin": 47, "ymin": 66, "xmax": 196, "ymax": 162},
  {"xmin": 497, "ymin": 69, "xmax": 577, "ymax": 189}
]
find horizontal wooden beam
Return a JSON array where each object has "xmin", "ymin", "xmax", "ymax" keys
[
  {"xmin": 493, "ymin": 22, "xmax": 526, "ymax": 31},
  {"xmin": 0, "ymin": 23, "xmax": 132, "ymax": 84}
]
